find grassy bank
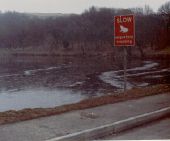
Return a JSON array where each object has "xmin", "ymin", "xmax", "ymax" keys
[
  {"xmin": 157, "ymin": 46, "xmax": 170, "ymax": 55},
  {"xmin": 145, "ymin": 46, "xmax": 170, "ymax": 59},
  {"xmin": 0, "ymin": 44, "xmax": 113, "ymax": 57},
  {"xmin": 0, "ymin": 46, "xmax": 170, "ymax": 59},
  {"xmin": 0, "ymin": 84, "xmax": 170, "ymax": 125}
]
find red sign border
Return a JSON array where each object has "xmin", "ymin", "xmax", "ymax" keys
[{"xmin": 114, "ymin": 14, "xmax": 135, "ymax": 47}]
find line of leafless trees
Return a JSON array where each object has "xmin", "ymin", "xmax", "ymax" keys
[{"xmin": 0, "ymin": 2, "xmax": 169, "ymax": 54}]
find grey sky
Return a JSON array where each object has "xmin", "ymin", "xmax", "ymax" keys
[{"xmin": 0, "ymin": 0, "xmax": 169, "ymax": 13}]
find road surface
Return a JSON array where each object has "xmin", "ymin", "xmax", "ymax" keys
[{"xmin": 100, "ymin": 116, "xmax": 170, "ymax": 140}]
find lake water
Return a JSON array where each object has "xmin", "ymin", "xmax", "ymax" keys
[{"xmin": 0, "ymin": 55, "xmax": 169, "ymax": 112}]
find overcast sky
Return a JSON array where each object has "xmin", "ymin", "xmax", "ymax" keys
[{"xmin": 0, "ymin": 0, "xmax": 169, "ymax": 13}]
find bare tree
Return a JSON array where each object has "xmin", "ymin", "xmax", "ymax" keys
[{"xmin": 158, "ymin": 1, "xmax": 170, "ymax": 46}]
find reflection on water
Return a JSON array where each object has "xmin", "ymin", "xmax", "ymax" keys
[{"xmin": 0, "ymin": 55, "xmax": 169, "ymax": 111}]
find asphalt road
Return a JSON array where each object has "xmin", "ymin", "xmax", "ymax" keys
[
  {"xmin": 0, "ymin": 93, "xmax": 170, "ymax": 141},
  {"xmin": 100, "ymin": 116, "xmax": 170, "ymax": 140}
]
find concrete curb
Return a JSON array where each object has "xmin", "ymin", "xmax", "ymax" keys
[{"xmin": 46, "ymin": 107, "xmax": 170, "ymax": 141}]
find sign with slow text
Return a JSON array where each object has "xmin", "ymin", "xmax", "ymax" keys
[{"xmin": 114, "ymin": 15, "xmax": 135, "ymax": 46}]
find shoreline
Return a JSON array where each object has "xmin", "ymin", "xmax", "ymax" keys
[
  {"xmin": 0, "ymin": 84, "xmax": 170, "ymax": 125},
  {"xmin": 1, "ymin": 49, "xmax": 170, "ymax": 60}
]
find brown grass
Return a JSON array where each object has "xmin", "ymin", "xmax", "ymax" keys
[{"xmin": 0, "ymin": 84, "xmax": 170, "ymax": 125}]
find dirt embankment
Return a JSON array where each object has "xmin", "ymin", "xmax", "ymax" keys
[{"xmin": 0, "ymin": 84, "xmax": 170, "ymax": 125}]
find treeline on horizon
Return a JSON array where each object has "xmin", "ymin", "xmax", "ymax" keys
[{"xmin": 0, "ymin": 2, "xmax": 169, "ymax": 54}]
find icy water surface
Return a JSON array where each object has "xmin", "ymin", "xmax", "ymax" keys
[
  {"xmin": 0, "ymin": 88, "xmax": 86, "ymax": 112},
  {"xmin": 0, "ymin": 55, "xmax": 169, "ymax": 112}
]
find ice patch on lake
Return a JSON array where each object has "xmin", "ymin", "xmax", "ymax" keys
[
  {"xmin": 69, "ymin": 81, "xmax": 84, "ymax": 87},
  {"xmin": 0, "ymin": 65, "xmax": 68, "ymax": 78},
  {"xmin": 99, "ymin": 71, "xmax": 133, "ymax": 89},
  {"xmin": 125, "ymin": 69, "xmax": 170, "ymax": 77},
  {"xmin": 99, "ymin": 61, "xmax": 159, "ymax": 89},
  {"xmin": 0, "ymin": 73, "xmax": 20, "ymax": 78},
  {"xmin": 128, "ymin": 61, "xmax": 158, "ymax": 71},
  {"xmin": 23, "ymin": 66, "xmax": 62, "ymax": 75},
  {"xmin": 144, "ymin": 75, "xmax": 164, "ymax": 79}
]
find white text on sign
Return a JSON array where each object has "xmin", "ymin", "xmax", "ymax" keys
[{"xmin": 117, "ymin": 17, "xmax": 132, "ymax": 24}]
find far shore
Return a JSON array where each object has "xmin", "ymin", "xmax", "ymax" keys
[{"xmin": 0, "ymin": 46, "xmax": 170, "ymax": 59}]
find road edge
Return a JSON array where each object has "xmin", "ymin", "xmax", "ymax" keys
[{"xmin": 46, "ymin": 107, "xmax": 170, "ymax": 141}]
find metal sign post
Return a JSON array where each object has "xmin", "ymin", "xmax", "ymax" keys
[
  {"xmin": 123, "ymin": 47, "xmax": 127, "ymax": 92},
  {"xmin": 114, "ymin": 15, "xmax": 135, "ymax": 92}
]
